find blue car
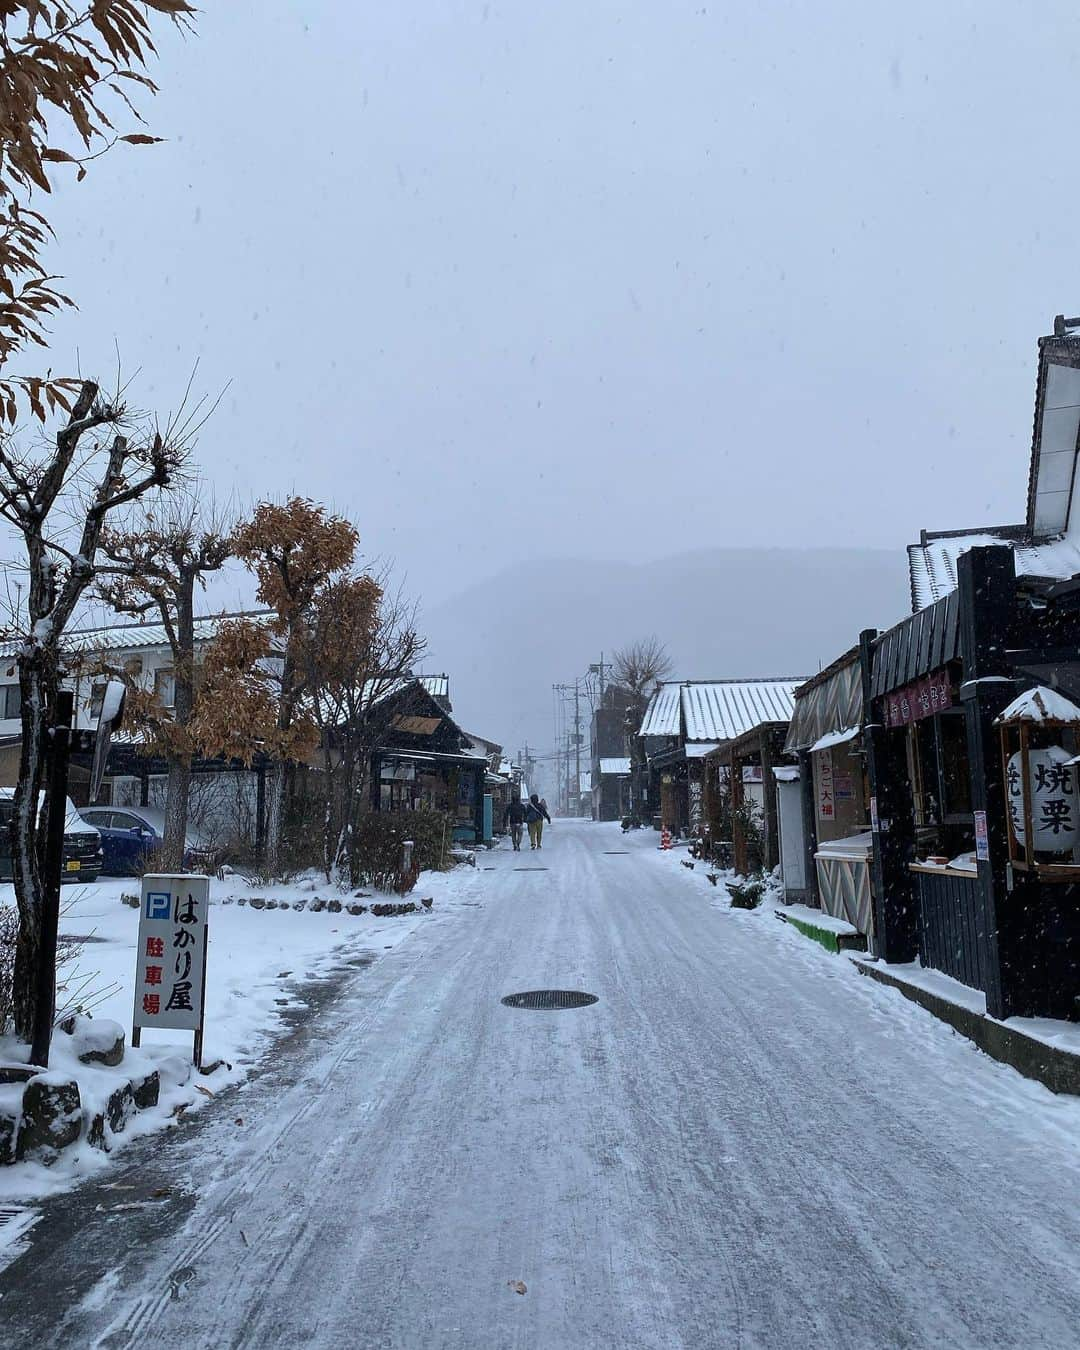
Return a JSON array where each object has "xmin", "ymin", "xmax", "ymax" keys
[{"xmin": 78, "ymin": 805, "xmax": 211, "ymax": 876}]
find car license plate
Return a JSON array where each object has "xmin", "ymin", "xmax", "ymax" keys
[{"xmin": 65, "ymin": 860, "xmax": 80, "ymax": 872}]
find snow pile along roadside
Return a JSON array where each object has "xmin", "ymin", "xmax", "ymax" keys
[{"xmin": 0, "ymin": 861, "xmax": 480, "ymax": 1199}]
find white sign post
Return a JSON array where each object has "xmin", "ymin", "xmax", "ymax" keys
[{"xmin": 132, "ymin": 873, "xmax": 210, "ymax": 1067}]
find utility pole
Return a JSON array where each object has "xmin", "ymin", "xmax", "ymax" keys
[
  {"xmin": 589, "ymin": 653, "xmax": 609, "ymax": 703},
  {"xmin": 573, "ymin": 678, "xmax": 582, "ymax": 818}
]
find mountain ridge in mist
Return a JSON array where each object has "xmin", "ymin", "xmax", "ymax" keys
[{"xmin": 422, "ymin": 546, "xmax": 912, "ymax": 787}]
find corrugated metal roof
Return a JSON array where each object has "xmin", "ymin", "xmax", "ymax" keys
[
  {"xmin": 639, "ymin": 683, "xmax": 682, "ymax": 737},
  {"xmin": 907, "ymin": 531, "xmax": 1080, "ymax": 611},
  {"xmin": 63, "ymin": 610, "xmax": 271, "ymax": 654},
  {"xmin": 420, "ymin": 674, "xmax": 449, "ymax": 699},
  {"xmin": 681, "ymin": 680, "xmax": 803, "ymax": 742}
]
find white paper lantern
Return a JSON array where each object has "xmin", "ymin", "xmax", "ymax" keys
[{"xmin": 1007, "ymin": 745, "xmax": 1079, "ymax": 853}]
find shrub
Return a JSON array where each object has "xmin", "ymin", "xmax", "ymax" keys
[
  {"xmin": 726, "ymin": 877, "xmax": 765, "ymax": 909},
  {"xmin": 344, "ymin": 810, "xmax": 453, "ymax": 892}
]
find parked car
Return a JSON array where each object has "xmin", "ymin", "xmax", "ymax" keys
[
  {"xmin": 78, "ymin": 804, "xmax": 213, "ymax": 876},
  {"xmin": 0, "ymin": 787, "xmax": 103, "ymax": 883}
]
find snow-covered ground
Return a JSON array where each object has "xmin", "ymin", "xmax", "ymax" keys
[
  {"xmin": 0, "ymin": 861, "xmax": 484, "ymax": 1200},
  {"xmin": 5, "ymin": 819, "xmax": 1080, "ymax": 1349}
]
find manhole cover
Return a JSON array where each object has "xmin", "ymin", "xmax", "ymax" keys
[
  {"xmin": 501, "ymin": 990, "xmax": 599, "ymax": 1010},
  {"xmin": 513, "ymin": 867, "xmax": 549, "ymax": 872},
  {"xmin": 602, "ymin": 851, "xmax": 629, "ymax": 855}
]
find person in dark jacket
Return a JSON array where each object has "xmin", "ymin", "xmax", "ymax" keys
[
  {"xmin": 525, "ymin": 793, "xmax": 551, "ymax": 850},
  {"xmin": 504, "ymin": 794, "xmax": 526, "ymax": 851}
]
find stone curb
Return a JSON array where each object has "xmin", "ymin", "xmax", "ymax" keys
[{"xmin": 854, "ymin": 959, "xmax": 1080, "ymax": 1096}]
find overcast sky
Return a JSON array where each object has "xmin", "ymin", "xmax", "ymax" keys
[{"xmin": 38, "ymin": 0, "xmax": 1080, "ymax": 619}]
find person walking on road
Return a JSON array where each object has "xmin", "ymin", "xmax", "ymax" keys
[
  {"xmin": 525, "ymin": 793, "xmax": 551, "ymax": 850},
  {"xmin": 504, "ymin": 794, "xmax": 526, "ymax": 851}
]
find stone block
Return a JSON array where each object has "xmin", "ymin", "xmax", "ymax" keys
[
  {"xmin": 18, "ymin": 1074, "xmax": 81, "ymax": 1164},
  {"xmin": 106, "ymin": 1081, "xmax": 135, "ymax": 1134},
  {"xmin": 131, "ymin": 1070, "xmax": 160, "ymax": 1110},
  {"xmin": 60, "ymin": 1013, "xmax": 126, "ymax": 1067}
]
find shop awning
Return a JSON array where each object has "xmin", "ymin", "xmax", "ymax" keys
[
  {"xmin": 773, "ymin": 766, "xmax": 800, "ymax": 782},
  {"xmin": 599, "ymin": 757, "xmax": 631, "ymax": 775},
  {"xmin": 784, "ymin": 653, "xmax": 863, "ymax": 754}
]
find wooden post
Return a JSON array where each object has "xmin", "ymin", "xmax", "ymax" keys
[
  {"xmin": 731, "ymin": 748, "xmax": 747, "ymax": 876},
  {"xmin": 760, "ymin": 729, "xmax": 780, "ymax": 872},
  {"xmin": 797, "ymin": 748, "xmax": 819, "ymax": 907},
  {"xmin": 957, "ymin": 545, "xmax": 1019, "ymax": 1020}
]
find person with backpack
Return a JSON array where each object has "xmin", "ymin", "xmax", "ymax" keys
[
  {"xmin": 504, "ymin": 794, "xmax": 526, "ymax": 851},
  {"xmin": 525, "ymin": 793, "xmax": 551, "ymax": 850}
]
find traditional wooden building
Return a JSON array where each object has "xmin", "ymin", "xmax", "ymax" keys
[
  {"xmin": 858, "ymin": 320, "xmax": 1080, "ymax": 1019},
  {"xmin": 782, "ymin": 649, "xmax": 876, "ymax": 943},
  {"xmin": 637, "ymin": 679, "xmax": 804, "ymax": 835}
]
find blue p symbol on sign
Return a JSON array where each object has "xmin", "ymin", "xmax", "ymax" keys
[{"xmin": 146, "ymin": 891, "xmax": 171, "ymax": 921}]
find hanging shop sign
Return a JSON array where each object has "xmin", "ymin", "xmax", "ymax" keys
[
  {"xmin": 1006, "ymin": 746, "xmax": 1079, "ymax": 853},
  {"xmin": 884, "ymin": 669, "xmax": 953, "ymax": 728},
  {"xmin": 132, "ymin": 873, "xmax": 210, "ymax": 1066},
  {"xmin": 817, "ymin": 753, "xmax": 835, "ymax": 822}
]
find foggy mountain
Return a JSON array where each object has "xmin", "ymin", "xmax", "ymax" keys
[{"xmin": 422, "ymin": 547, "xmax": 913, "ymax": 791}]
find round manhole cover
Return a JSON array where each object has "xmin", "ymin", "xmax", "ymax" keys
[{"xmin": 501, "ymin": 989, "xmax": 599, "ymax": 1010}]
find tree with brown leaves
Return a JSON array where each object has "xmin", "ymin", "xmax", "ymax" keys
[
  {"xmin": 232, "ymin": 498, "xmax": 360, "ymax": 876},
  {"xmin": 96, "ymin": 494, "xmax": 234, "ymax": 870},
  {"xmin": 0, "ymin": 1, "xmax": 194, "ymax": 420}
]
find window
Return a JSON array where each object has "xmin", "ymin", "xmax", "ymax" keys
[
  {"xmin": 89, "ymin": 683, "xmax": 106, "ymax": 719},
  {"xmin": 0, "ymin": 685, "xmax": 21, "ymax": 719},
  {"xmin": 154, "ymin": 667, "xmax": 175, "ymax": 708}
]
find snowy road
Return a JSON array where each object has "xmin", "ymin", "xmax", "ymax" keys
[{"xmin": 6, "ymin": 820, "xmax": 1080, "ymax": 1348}]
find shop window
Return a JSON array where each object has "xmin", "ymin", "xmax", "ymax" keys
[{"xmin": 937, "ymin": 711, "xmax": 972, "ymax": 819}]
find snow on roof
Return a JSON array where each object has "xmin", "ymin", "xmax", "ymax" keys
[
  {"xmin": 598, "ymin": 757, "xmax": 631, "ymax": 775},
  {"xmin": 640, "ymin": 679, "xmax": 803, "ymax": 742},
  {"xmin": 681, "ymin": 680, "xmax": 803, "ymax": 742},
  {"xmin": 810, "ymin": 725, "xmax": 860, "ymax": 753},
  {"xmin": 907, "ymin": 531, "xmax": 1080, "ymax": 611},
  {"xmin": 639, "ymin": 683, "xmax": 682, "ymax": 737},
  {"xmin": 995, "ymin": 685, "xmax": 1080, "ymax": 725},
  {"xmin": 62, "ymin": 610, "xmax": 272, "ymax": 655}
]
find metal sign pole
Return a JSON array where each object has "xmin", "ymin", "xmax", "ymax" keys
[{"xmin": 193, "ymin": 913, "xmax": 209, "ymax": 1070}]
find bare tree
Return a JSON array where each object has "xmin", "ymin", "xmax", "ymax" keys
[
  {"xmin": 304, "ymin": 569, "xmax": 426, "ymax": 882},
  {"xmin": 95, "ymin": 492, "xmax": 234, "ymax": 869},
  {"xmin": 0, "ymin": 380, "xmax": 189, "ymax": 1040},
  {"xmin": 612, "ymin": 637, "xmax": 673, "ymax": 700},
  {"xmin": 612, "ymin": 637, "xmax": 674, "ymax": 825}
]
